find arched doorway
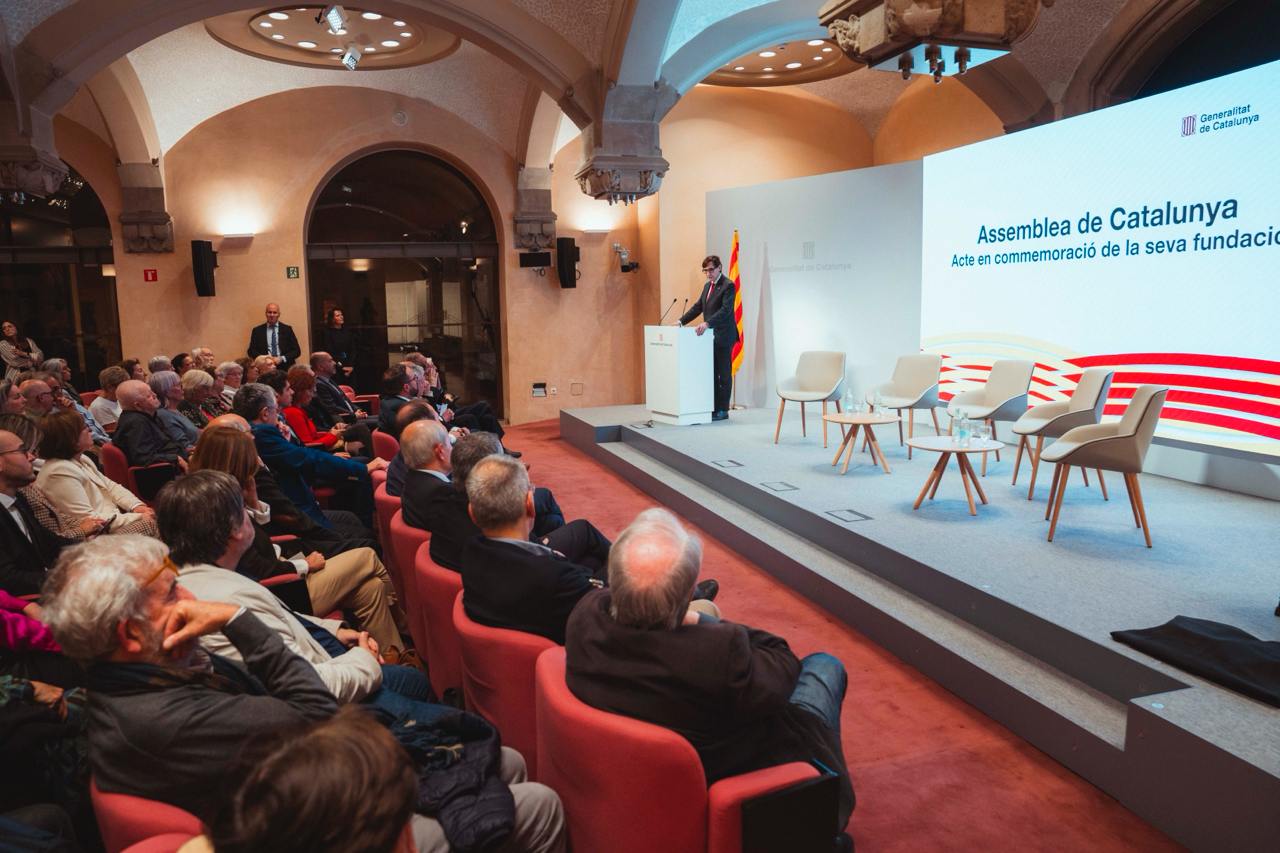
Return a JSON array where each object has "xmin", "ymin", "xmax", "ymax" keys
[
  {"xmin": 0, "ymin": 167, "xmax": 120, "ymax": 390},
  {"xmin": 305, "ymin": 149, "xmax": 502, "ymax": 415}
]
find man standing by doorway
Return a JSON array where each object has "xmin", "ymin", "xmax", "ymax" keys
[
  {"xmin": 247, "ymin": 303, "xmax": 301, "ymax": 369},
  {"xmin": 678, "ymin": 255, "xmax": 738, "ymax": 421}
]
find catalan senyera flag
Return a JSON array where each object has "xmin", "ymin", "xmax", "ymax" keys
[{"xmin": 729, "ymin": 229, "xmax": 744, "ymax": 375}]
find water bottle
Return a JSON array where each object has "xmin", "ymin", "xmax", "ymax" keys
[{"xmin": 958, "ymin": 415, "xmax": 971, "ymax": 447}]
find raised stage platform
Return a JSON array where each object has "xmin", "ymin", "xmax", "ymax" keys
[{"xmin": 561, "ymin": 404, "xmax": 1279, "ymax": 852}]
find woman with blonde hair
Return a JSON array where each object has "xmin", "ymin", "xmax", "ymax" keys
[
  {"xmin": 178, "ymin": 368, "xmax": 215, "ymax": 429},
  {"xmin": 189, "ymin": 426, "xmax": 405, "ymax": 652}
]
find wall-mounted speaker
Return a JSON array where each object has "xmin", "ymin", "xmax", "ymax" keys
[
  {"xmin": 192, "ymin": 240, "xmax": 217, "ymax": 297},
  {"xmin": 556, "ymin": 236, "xmax": 579, "ymax": 288}
]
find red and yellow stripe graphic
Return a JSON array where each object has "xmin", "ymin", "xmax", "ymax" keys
[{"xmin": 729, "ymin": 229, "xmax": 744, "ymax": 375}]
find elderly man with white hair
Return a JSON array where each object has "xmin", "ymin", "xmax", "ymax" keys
[
  {"xmin": 111, "ymin": 379, "xmax": 188, "ymax": 468},
  {"xmin": 191, "ymin": 346, "xmax": 216, "ymax": 370},
  {"xmin": 146, "ymin": 355, "xmax": 173, "ymax": 375},
  {"xmin": 215, "ymin": 360, "xmax": 243, "ymax": 405},
  {"xmin": 564, "ymin": 508, "xmax": 856, "ymax": 843}
]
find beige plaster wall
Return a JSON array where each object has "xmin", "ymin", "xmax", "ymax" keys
[
  {"xmin": 649, "ymin": 85, "xmax": 875, "ymax": 311},
  {"xmin": 873, "ymin": 76, "xmax": 1006, "ymax": 165},
  {"xmin": 55, "ymin": 85, "xmax": 648, "ymax": 424}
]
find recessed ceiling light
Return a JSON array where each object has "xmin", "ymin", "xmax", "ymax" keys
[
  {"xmin": 734, "ymin": 66, "xmax": 746, "ymax": 71},
  {"xmin": 380, "ymin": 40, "xmax": 399, "ymax": 47},
  {"xmin": 813, "ymin": 56, "xmax": 823, "ymax": 61},
  {"xmin": 334, "ymin": 28, "xmax": 347, "ymax": 35},
  {"xmin": 330, "ymin": 47, "xmax": 343, "ymax": 53},
  {"xmin": 762, "ymin": 66, "xmax": 773, "ymax": 72},
  {"xmin": 393, "ymin": 20, "xmax": 406, "ymax": 27},
  {"xmin": 807, "ymin": 39, "xmax": 824, "ymax": 46},
  {"xmin": 271, "ymin": 34, "xmax": 284, "ymax": 40},
  {"xmin": 822, "ymin": 47, "xmax": 833, "ymax": 52},
  {"xmin": 785, "ymin": 62, "xmax": 802, "ymax": 69},
  {"xmin": 297, "ymin": 40, "xmax": 317, "ymax": 48},
  {"xmin": 268, "ymin": 12, "xmax": 289, "ymax": 20},
  {"xmin": 759, "ymin": 50, "xmax": 776, "ymax": 58},
  {"xmin": 258, "ymin": 21, "xmax": 272, "ymax": 28},
  {"xmin": 364, "ymin": 46, "xmax": 376, "ymax": 52},
  {"xmin": 400, "ymin": 31, "xmax": 412, "ymax": 37},
  {"xmin": 361, "ymin": 12, "xmax": 382, "ymax": 20}
]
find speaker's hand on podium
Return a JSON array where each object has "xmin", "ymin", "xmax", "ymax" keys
[{"xmin": 695, "ymin": 322, "xmax": 708, "ymax": 336}]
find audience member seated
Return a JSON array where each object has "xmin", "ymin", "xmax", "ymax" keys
[
  {"xmin": 191, "ymin": 347, "xmax": 216, "ymax": 370},
  {"xmin": 411, "ymin": 353, "xmax": 510, "ymax": 447},
  {"xmin": 33, "ymin": 410, "xmax": 159, "ymax": 538},
  {"xmin": 285, "ymin": 367, "xmax": 371, "ymax": 456},
  {"xmin": 217, "ymin": 361, "xmax": 243, "ymax": 406},
  {"xmin": 146, "ymin": 354, "xmax": 172, "ymax": 375},
  {"xmin": 186, "ymin": 435, "xmax": 403, "ymax": 652},
  {"xmin": 1, "ymin": 379, "xmax": 22, "ymax": 415},
  {"xmin": 178, "ymin": 368, "xmax": 215, "ymax": 429},
  {"xmin": 172, "ymin": 352, "xmax": 194, "ymax": 376},
  {"xmin": 235, "ymin": 356, "xmax": 257, "ymax": 385},
  {"xmin": 565, "ymin": 508, "xmax": 855, "ymax": 835},
  {"xmin": 385, "ymin": 400, "xmax": 444, "ymax": 497},
  {"xmin": 205, "ymin": 707, "xmax": 416, "ymax": 853},
  {"xmin": 457, "ymin": 455, "xmax": 605, "ymax": 644},
  {"xmin": 156, "ymin": 471, "xmax": 412, "ymax": 703},
  {"xmin": 89, "ymin": 365, "xmax": 127, "ymax": 428},
  {"xmin": 403, "ymin": 424, "xmax": 606, "ymax": 574},
  {"xmin": 234, "ymin": 382, "xmax": 383, "ymax": 530},
  {"xmin": 203, "ymin": 368, "xmax": 232, "ymax": 418},
  {"xmin": 451, "ymin": 432, "xmax": 562, "ymax": 537},
  {"xmin": 113, "ymin": 379, "xmax": 189, "ymax": 466},
  {"xmin": 40, "ymin": 535, "xmax": 567, "ymax": 852},
  {"xmin": 309, "ymin": 351, "xmax": 369, "ymax": 427},
  {"xmin": 0, "ymin": 428, "xmax": 76, "ymax": 595},
  {"xmin": 39, "ymin": 358, "xmax": 79, "ymax": 402},
  {"xmin": 121, "ymin": 358, "xmax": 146, "ymax": 382},
  {"xmin": 378, "ymin": 365, "xmax": 414, "ymax": 435},
  {"xmin": 0, "ymin": 414, "xmax": 105, "ymax": 544},
  {"xmin": 250, "ymin": 354, "xmax": 277, "ymax": 380},
  {"xmin": 45, "ymin": 370, "xmax": 110, "ymax": 448},
  {"xmin": 205, "ymin": 412, "xmax": 379, "ymax": 555},
  {"xmin": 147, "ymin": 371, "xmax": 199, "ymax": 451},
  {"xmin": 18, "ymin": 377, "xmax": 55, "ymax": 422}
]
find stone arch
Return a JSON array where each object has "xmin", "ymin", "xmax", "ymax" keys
[
  {"xmin": 957, "ymin": 56, "xmax": 1055, "ymax": 133},
  {"xmin": 1062, "ymin": 0, "xmax": 1225, "ymax": 117}
]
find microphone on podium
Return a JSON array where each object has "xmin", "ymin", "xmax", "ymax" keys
[
  {"xmin": 680, "ymin": 297, "xmax": 688, "ymax": 321},
  {"xmin": 658, "ymin": 298, "xmax": 678, "ymax": 324}
]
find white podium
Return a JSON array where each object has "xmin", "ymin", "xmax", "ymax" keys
[{"xmin": 644, "ymin": 325, "xmax": 713, "ymax": 425}]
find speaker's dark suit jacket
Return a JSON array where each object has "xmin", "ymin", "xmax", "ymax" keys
[
  {"xmin": 0, "ymin": 493, "xmax": 76, "ymax": 595},
  {"xmin": 401, "ymin": 469, "xmax": 473, "ymax": 571},
  {"xmin": 247, "ymin": 322, "xmax": 301, "ymax": 368},
  {"xmin": 460, "ymin": 535, "xmax": 596, "ymax": 644},
  {"xmin": 679, "ymin": 273, "xmax": 739, "ymax": 344}
]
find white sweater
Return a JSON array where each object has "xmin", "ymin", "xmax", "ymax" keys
[{"xmin": 36, "ymin": 455, "xmax": 144, "ymax": 526}]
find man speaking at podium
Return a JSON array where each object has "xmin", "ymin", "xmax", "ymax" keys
[{"xmin": 678, "ymin": 255, "xmax": 738, "ymax": 421}]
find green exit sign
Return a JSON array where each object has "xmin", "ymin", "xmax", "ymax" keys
[{"xmin": 286, "ymin": 266, "xmax": 300, "ymax": 279}]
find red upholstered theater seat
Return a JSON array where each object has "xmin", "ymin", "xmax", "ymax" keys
[
  {"xmin": 121, "ymin": 834, "xmax": 198, "ymax": 853},
  {"xmin": 388, "ymin": 509, "xmax": 429, "ymax": 653},
  {"xmin": 371, "ymin": 429, "xmax": 399, "ymax": 462},
  {"xmin": 453, "ymin": 591, "xmax": 556, "ymax": 778},
  {"xmin": 413, "ymin": 540, "xmax": 463, "ymax": 699},
  {"xmin": 338, "ymin": 384, "xmax": 356, "ymax": 401},
  {"xmin": 371, "ymin": 467, "xmax": 388, "ymax": 488},
  {"xmin": 91, "ymin": 778, "xmax": 201, "ymax": 853},
  {"xmin": 373, "ymin": 482, "xmax": 403, "ymax": 590},
  {"xmin": 355, "ymin": 394, "xmax": 380, "ymax": 415},
  {"xmin": 80, "ymin": 390, "xmax": 101, "ymax": 407},
  {"xmin": 534, "ymin": 647, "xmax": 819, "ymax": 853},
  {"xmin": 100, "ymin": 442, "xmax": 176, "ymax": 505}
]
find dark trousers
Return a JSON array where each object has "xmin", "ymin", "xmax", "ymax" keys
[
  {"xmin": 713, "ymin": 341, "xmax": 734, "ymax": 413},
  {"xmin": 536, "ymin": 519, "xmax": 612, "ymax": 576}
]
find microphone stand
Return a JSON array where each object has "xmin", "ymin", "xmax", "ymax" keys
[{"xmin": 657, "ymin": 298, "xmax": 678, "ymax": 324}]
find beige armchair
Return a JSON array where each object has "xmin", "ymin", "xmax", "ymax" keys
[
  {"xmin": 1041, "ymin": 384, "xmax": 1168, "ymax": 547},
  {"xmin": 774, "ymin": 351, "xmax": 846, "ymax": 447},
  {"xmin": 1012, "ymin": 368, "xmax": 1114, "ymax": 499},
  {"xmin": 946, "ymin": 359, "xmax": 1034, "ymax": 474},
  {"xmin": 865, "ymin": 354, "xmax": 942, "ymax": 457}
]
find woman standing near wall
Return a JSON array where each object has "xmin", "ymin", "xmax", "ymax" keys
[
  {"xmin": 0, "ymin": 321, "xmax": 44, "ymax": 382},
  {"xmin": 318, "ymin": 308, "xmax": 357, "ymax": 380}
]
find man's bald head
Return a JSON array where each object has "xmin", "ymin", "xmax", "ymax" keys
[
  {"xmin": 207, "ymin": 413, "xmax": 250, "ymax": 432},
  {"xmin": 608, "ymin": 508, "xmax": 703, "ymax": 630},
  {"xmin": 19, "ymin": 380, "xmax": 53, "ymax": 415},
  {"xmin": 400, "ymin": 418, "xmax": 450, "ymax": 471},
  {"xmin": 117, "ymin": 380, "xmax": 159, "ymax": 414}
]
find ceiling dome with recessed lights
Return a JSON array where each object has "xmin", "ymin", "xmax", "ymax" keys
[
  {"xmin": 204, "ymin": 6, "xmax": 459, "ymax": 70},
  {"xmin": 704, "ymin": 38, "xmax": 859, "ymax": 87}
]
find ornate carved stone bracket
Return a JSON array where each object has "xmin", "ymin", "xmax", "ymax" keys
[
  {"xmin": 819, "ymin": 0, "xmax": 1051, "ymax": 69},
  {"xmin": 575, "ymin": 81, "xmax": 676, "ymax": 204},
  {"xmin": 117, "ymin": 162, "xmax": 174, "ymax": 253},
  {"xmin": 0, "ymin": 144, "xmax": 68, "ymax": 197},
  {"xmin": 514, "ymin": 166, "xmax": 557, "ymax": 251}
]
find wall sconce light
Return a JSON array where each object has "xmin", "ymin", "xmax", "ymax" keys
[
  {"xmin": 101, "ymin": 263, "xmax": 116, "ymax": 277},
  {"xmin": 612, "ymin": 242, "xmax": 639, "ymax": 273},
  {"xmin": 582, "ymin": 228, "xmax": 610, "ymax": 236}
]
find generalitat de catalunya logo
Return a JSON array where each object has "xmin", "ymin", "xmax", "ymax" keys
[{"xmin": 1182, "ymin": 104, "xmax": 1260, "ymax": 137}]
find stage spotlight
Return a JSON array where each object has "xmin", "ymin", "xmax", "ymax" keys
[
  {"xmin": 317, "ymin": 4, "xmax": 348, "ymax": 33},
  {"xmin": 341, "ymin": 43, "xmax": 362, "ymax": 70}
]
